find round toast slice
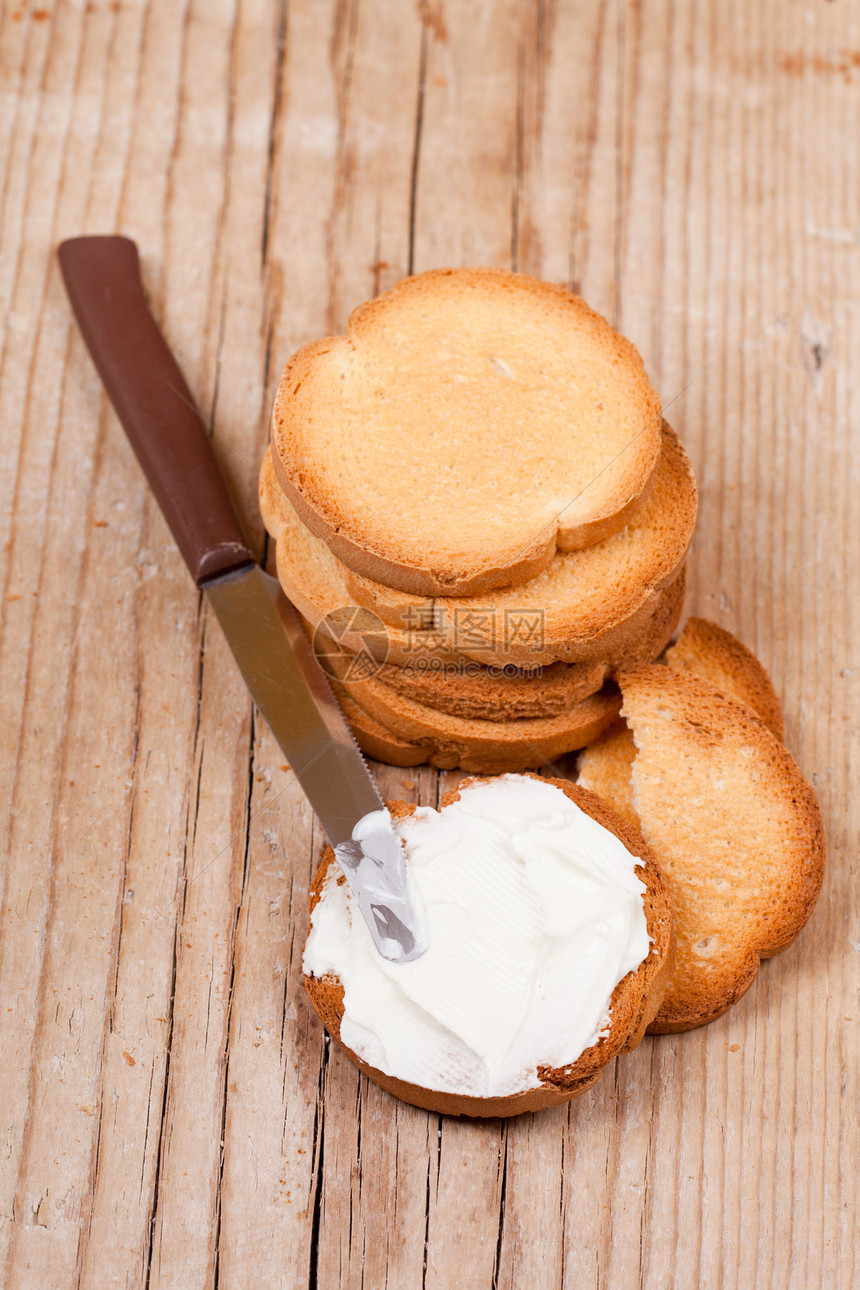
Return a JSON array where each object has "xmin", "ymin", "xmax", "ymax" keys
[
  {"xmin": 331, "ymin": 677, "xmax": 622, "ymax": 775},
  {"xmin": 259, "ymin": 422, "xmax": 695, "ymax": 667},
  {"xmin": 582, "ymin": 665, "xmax": 824, "ymax": 1033},
  {"xmin": 271, "ymin": 268, "xmax": 662, "ymax": 597},
  {"xmin": 303, "ymin": 778, "xmax": 675, "ymax": 1116}
]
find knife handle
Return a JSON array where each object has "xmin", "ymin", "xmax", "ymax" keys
[{"xmin": 58, "ymin": 235, "xmax": 255, "ymax": 587}]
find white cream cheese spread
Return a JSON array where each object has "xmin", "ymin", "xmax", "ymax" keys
[{"xmin": 303, "ymin": 774, "xmax": 650, "ymax": 1098}]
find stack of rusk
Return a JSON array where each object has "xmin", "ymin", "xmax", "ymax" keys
[{"xmin": 259, "ymin": 268, "xmax": 697, "ymax": 774}]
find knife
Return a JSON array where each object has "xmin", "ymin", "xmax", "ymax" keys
[{"xmin": 58, "ymin": 235, "xmax": 426, "ymax": 964}]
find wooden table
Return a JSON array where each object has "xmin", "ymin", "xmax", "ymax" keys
[{"xmin": 2, "ymin": 2, "xmax": 858, "ymax": 1286}]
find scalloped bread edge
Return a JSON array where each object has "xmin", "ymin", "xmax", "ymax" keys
[
  {"xmin": 580, "ymin": 661, "xmax": 823, "ymax": 1033},
  {"xmin": 336, "ymin": 421, "xmax": 691, "ymax": 636},
  {"xmin": 577, "ymin": 615, "xmax": 786, "ymax": 828},
  {"xmin": 259, "ymin": 431, "xmax": 694, "ymax": 667},
  {"xmin": 303, "ymin": 777, "xmax": 675, "ymax": 1117},
  {"xmin": 272, "ymin": 268, "xmax": 663, "ymax": 597},
  {"xmin": 663, "ymin": 617, "xmax": 784, "ymax": 741}
]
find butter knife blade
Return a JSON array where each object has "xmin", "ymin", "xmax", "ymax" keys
[{"xmin": 206, "ymin": 565, "xmax": 426, "ymax": 962}]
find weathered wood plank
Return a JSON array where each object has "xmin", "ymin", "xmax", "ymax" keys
[
  {"xmin": 0, "ymin": 4, "xmax": 143, "ymax": 1281},
  {"xmin": 0, "ymin": 1, "xmax": 858, "ymax": 1287},
  {"xmin": 215, "ymin": 3, "xmax": 350, "ymax": 1281}
]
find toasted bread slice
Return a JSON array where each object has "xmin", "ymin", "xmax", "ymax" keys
[
  {"xmin": 338, "ymin": 422, "xmax": 693, "ymax": 649},
  {"xmin": 576, "ymin": 719, "xmax": 640, "ymax": 830},
  {"xmin": 375, "ymin": 656, "xmax": 608, "ymax": 720},
  {"xmin": 260, "ymin": 453, "xmax": 466, "ymax": 668},
  {"xmin": 335, "ymin": 688, "xmax": 431, "ymax": 768},
  {"xmin": 304, "ymin": 778, "xmax": 675, "ymax": 1116},
  {"xmin": 337, "ymin": 683, "xmax": 599, "ymax": 774},
  {"xmin": 331, "ymin": 677, "xmax": 621, "ymax": 775},
  {"xmin": 664, "ymin": 617, "xmax": 784, "ymax": 739},
  {"xmin": 271, "ymin": 269, "xmax": 663, "ymax": 598},
  {"xmin": 337, "ymin": 682, "xmax": 589, "ymax": 774},
  {"xmin": 583, "ymin": 667, "xmax": 823, "ymax": 1033},
  {"xmin": 259, "ymin": 422, "xmax": 695, "ymax": 667},
  {"xmin": 313, "ymin": 566, "xmax": 684, "ymax": 721},
  {"xmin": 578, "ymin": 615, "xmax": 786, "ymax": 820}
]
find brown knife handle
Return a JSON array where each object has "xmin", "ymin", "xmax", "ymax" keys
[{"xmin": 58, "ymin": 235, "xmax": 255, "ymax": 587}]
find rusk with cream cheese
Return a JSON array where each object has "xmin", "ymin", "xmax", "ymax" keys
[{"xmin": 303, "ymin": 774, "xmax": 675, "ymax": 1116}]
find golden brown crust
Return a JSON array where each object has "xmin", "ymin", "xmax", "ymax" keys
[
  {"xmin": 274, "ymin": 456, "xmax": 558, "ymax": 601},
  {"xmin": 272, "ymin": 268, "xmax": 662, "ymax": 597},
  {"xmin": 303, "ymin": 776, "xmax": 675, "ymax": 1117},
  {"xmin": 331, "ymin": 679, "xmax": 622, "ymax": 774},
  {"xmin": 428, "ymin": 422, "xmax": 693, "ymax": 666},
  {"xmin": 260, "ymin": 431, "xmax": 693, "ymax": 669},
  {"xmin": 663, "ymin": 616, "xmax": 784, "ymax": 740},
  {"xmin": 614, "ymin": 666, "xmax": 825, "ymax": 1034},
  {"xmin": 319, "ymin": 567, "xmax": 679, "ymax": 774},
  {"xmin": 577, "ymin": 621, "xmax": 819, "ymax": 1032},
  {"xmin": 376, "ymin": 655, "xmax": 609, "ymax": 720},
  {"xmin": 316, "ymin": 1039, "xmax": 607, "ymax": 1117},
  {"xmin": 260, "ymin": 423, "xmax": 691, "ymax": 670},
  {"xmin": 334, "ymin": 688, "xmax": 431, "ymax": 767},
  {"xmin": 321, "ymin": 565, "xmax": 685, "ymax": 721},
  {"xmin": 277, "ymin": 422, "xmax": 693, "ymax": 666},
  {"xmin": 579, "ymin": 614, "xmax": 784, "ymax": 825}
]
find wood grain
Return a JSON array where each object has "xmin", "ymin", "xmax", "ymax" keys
[{"xmin": 1, "ymin": 1, "xmax": 858, "ymax": 1287}]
